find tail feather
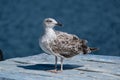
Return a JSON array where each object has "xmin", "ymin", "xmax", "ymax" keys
[{"xmin": 90, "ymin": 47, "xmax": 99, "ymax": 51}]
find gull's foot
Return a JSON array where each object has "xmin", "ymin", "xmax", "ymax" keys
[
  {"xmin": 47, "ymin": 69, "xmax": 58, "ymax": 73},
  {"xmin": 57, "ymin": 70, "xmax": 63, "ymax": 72},
  {"xmin": 47, "ymin": 70, "xmax": 63, "ymax": 73}
]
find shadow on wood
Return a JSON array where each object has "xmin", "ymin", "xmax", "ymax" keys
[{"xmin": 18, "ymin": 64, "xmax": 83, "ymax": 71}]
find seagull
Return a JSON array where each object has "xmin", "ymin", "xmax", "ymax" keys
[{"xmin": 39, "ymin": 18, "xmax": 98, "ymax": 72}]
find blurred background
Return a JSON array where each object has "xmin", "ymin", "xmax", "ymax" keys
[{"xmin": 0, "ymin": 0, "xmax": 120, "ymax": 59}]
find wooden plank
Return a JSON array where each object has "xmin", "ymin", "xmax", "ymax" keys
[{"xmin": 0, "ymin": 53, "xmax": 120, "ymax": 80}]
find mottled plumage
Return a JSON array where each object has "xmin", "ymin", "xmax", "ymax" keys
[{"xmin": 50, "ymin": 31, "xmax": 90, "ymax": 58}]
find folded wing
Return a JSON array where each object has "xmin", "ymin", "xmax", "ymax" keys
[{"xmin": 49, "ymin": 31, "xmax": 90, "ymax": 58}]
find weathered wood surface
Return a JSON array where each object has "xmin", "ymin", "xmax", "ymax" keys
[{"xmin": 0, "ymin": 53, "xmax": 120, "ymax": 80}]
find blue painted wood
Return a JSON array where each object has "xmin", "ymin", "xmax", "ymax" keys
[{"xmin": 0, "ymin": 53, "xmax": 120, "ymax": 80}]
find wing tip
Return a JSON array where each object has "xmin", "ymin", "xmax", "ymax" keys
[{"xmin": 90, "ymin": 47, "xmax": 99, "ymax": 51}]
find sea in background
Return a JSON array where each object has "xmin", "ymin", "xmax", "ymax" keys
[{"xmin": 0, "ymin": 0, "xmax": 120, "ymax": 59}]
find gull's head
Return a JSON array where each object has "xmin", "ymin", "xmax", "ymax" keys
[{"xmin": 43, "ymin": 18, "xmax": 62, "ymax": 28}]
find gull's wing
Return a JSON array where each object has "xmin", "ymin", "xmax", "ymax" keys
[{"xmin": 49, "ymin": 31, "xmax": 89, "ymax": 58}]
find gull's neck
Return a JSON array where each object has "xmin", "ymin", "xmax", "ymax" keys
[
  {"xmin": 45, "ymin": 27, "xmax": 54, "ymax": 33},
  {"xmin": 44, "ymin": 27, "xmax": 56, "ymax": 41}
]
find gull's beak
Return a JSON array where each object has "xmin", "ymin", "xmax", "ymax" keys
[{"xmin": 56, "ymin": 22, "xmax": 62, "ymax": 26}]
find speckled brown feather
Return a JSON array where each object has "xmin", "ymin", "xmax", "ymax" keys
[{"xmin": 49, "ymin": 31, "xmax": 91, "ymax": 58}]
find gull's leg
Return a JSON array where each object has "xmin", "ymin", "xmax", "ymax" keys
[
  {"xmin": 47, "ymin": 56, "xmax": 58, "ymax": 73},
  {"xmin": 55, "ymin": 56, "xmax": 58, "ymax": 71},
  {"xmin": 60, "ymin": 57, "xmax": 64, "ymax": 71}
]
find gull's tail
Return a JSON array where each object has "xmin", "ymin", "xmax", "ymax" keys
[
  {"xmin": 90, "ymin": 47, "xmax": 99, "ymax": 52},
  {"xmin": 81, "ymin": 40, "xmax": 99, "ymax": 54},
  {"xmin": 83, "ymin": 47, "xmax": 99, "ymax": 54}
]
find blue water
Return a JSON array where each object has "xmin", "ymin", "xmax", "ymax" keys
[{"xmin": 0, "ymin": 0, "xmax": 120, "ymax": 59}]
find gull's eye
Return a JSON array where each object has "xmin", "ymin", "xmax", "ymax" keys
[{"xmin": 46, "ymin": 20, "xmax": 52, "ymax": 22}]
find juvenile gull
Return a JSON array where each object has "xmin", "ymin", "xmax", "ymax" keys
[{"xmin": 39, "ymin": 18, "xmax": 98, "ymax": 72}]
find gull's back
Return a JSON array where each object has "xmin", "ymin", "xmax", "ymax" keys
[{"xmin": 49, "ymin": 31, "xmax": 90, "ymax": 58}]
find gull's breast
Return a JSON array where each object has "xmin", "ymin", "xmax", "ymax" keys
[{"xmin": 39, "ymin": 35, "xmax": 56, "ymax": 55}]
